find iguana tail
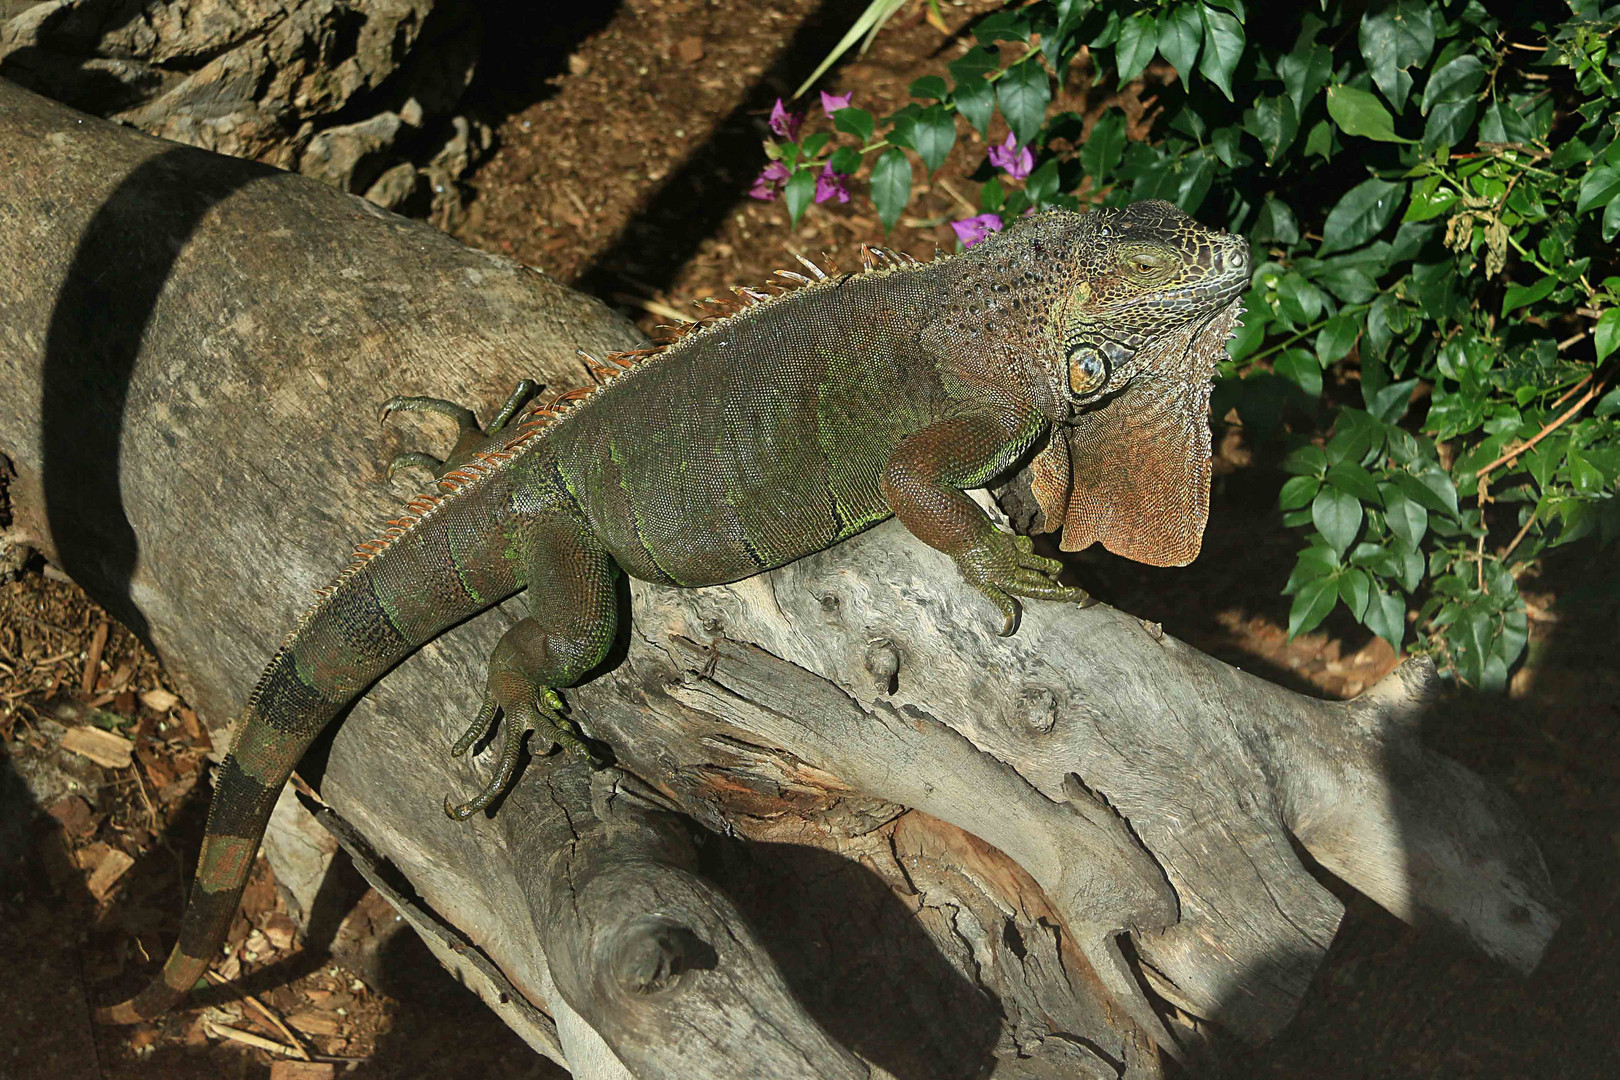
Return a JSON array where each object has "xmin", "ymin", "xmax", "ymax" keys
[{"xmin": 98, "ymin": 481, "xmax": 522, "ymax": 1023}]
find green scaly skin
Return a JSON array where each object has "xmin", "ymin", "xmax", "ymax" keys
[{"xmin": 101, "ymin": 202, "xmax": 1250, "ymax": 1024}]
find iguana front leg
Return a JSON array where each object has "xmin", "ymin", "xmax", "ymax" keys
[
  {"xmin": 882, "ymin": 410, "xmax": 1088, "ymax": 635},
  {"xmin": 381, "ymin": 379, "xmax": 542, "ymax": 480},
  {"xmin": 444, "ymin": 510, "xmax": 618, "ymax": 819}
]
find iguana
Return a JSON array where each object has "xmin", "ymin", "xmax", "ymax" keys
[{"xmin": 100, "ymin": 200, "xmax": 1249, "ymax": 1024}]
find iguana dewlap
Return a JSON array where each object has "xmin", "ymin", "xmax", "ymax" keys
[{"xmin": 101, "ymin": 201, "xmax": 1249, "ymax": 1023}]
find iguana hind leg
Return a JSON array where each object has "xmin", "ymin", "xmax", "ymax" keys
[
  {"xmin": 382, "ymin": 379, "xmax": 542, "ymax": 480},
  {"xmin": 444, "ymin": 511, "xmax": 618, "ymax": 819}
]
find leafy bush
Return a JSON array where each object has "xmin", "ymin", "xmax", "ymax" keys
[{"xmin": 761, "ymin": 0, "xmax": 1620, "ymax": 689}]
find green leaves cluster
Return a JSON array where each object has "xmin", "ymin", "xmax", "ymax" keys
[{"xmin": 790, "ymin": 0, "xmax": 1620, "ymax": 690}]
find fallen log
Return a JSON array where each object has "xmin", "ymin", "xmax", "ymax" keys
[{"xmin": 0, "ymin": 80, "xmax": 1560, "ymax": 1079}]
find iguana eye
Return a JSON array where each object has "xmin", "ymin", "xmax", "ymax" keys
[
  {"xmin": 1066, "ymin": 344, "xmax": 1111, "ymax": 399},
  {"xmin": 1128, "ymin": 253, "xmax": 1166, "ymax": 273}
]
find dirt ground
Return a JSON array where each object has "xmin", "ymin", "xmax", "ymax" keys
[{"xmin": 2, "ymin": 1, "xmax": 1616, "ymax": 1078}]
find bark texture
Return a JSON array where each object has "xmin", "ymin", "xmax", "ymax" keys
[
  {"xmin": 0, "ymin": 0, "xmax": 486, "ymax": 224},
  {"xmin": 0, "ymin": 83, "xmax": 1561, "ymax": 1079}
]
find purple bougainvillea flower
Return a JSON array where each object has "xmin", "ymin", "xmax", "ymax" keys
[
  {"xmin": 768, "ymin": 98, "xmax": 803, "ymax": 141},
  {"xmin": 951, "ymin": 213, "xmax": 1004, "ymax": 248},
  {"xmin": 749, "ymin": 161, "xmax": 791, "ymax": 201},
  {"xmin": 820, "ymin": 90, "xmax": 854, "ymax": 117},
  {"xmin": 986, "ymin": 132, "xmax": 1034, "ymax": 180},
  {"xmin": 814, "ymin": 162, "xmax": 851, "ymax": 204}
]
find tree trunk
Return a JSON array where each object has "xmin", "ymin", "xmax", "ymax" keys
[{"xmin": 0, "ymin": 81, "xmax": 1561, "ymax": 1079}]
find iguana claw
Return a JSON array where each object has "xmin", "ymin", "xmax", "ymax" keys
[
  {"xmin": 957, "ymin": 530, "xmax": 1088, "ymax": 635},
  {"xmin": 443, "ymin": 687, "xmax": 601, "ymax": 820}
]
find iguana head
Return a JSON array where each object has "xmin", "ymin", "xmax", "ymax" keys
[
  {"xmin": 1051, "ymin": 199, "xmax": 1250, "ymax": 409},
  {"xmin": 1021, "ymin": 202, "xmax": 1251, "ymax": 566}
]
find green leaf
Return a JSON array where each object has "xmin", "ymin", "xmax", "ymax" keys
[
  {"xmin": 1357, "ymin": 0, "xmax": 1434, "ymax": 111},
  {"xmin": 1312, "ymin": 486, "xmax": 1364, "ymax": 555},
  {"xmin": 1277, "ymin": 42, "xmax": 1333, "ymax": 113},
  {"xmin": 869, "ymin": 148, "xmax": 912, "ymax": 232},
  {"xmin": 1327, "ymin": 462, "xmax": 1382, "ymax": 503},
  {"xmin": 1283, "ymin": 444, "xmax": 1329, "ymax": 477},
  {"xmin": 1394, "ymin": 464, "xmax": 1459, "ymax": 517},
  {"xmin": 951, "ymin": 78, "xmax": 994, "ymax": 137},
  {"xmin": 973, "ymin": 9, "xmax": 1030, "ymax": 43},
  {"xmin": 1596, "ymin": 309, "xmax": 1620, "ymax": 363},
  {"xmin": 1326, "ymin": 85, "xmax": 1411, "ymax": 144},
  {"xmin": 910, "ymin": 75, "xmax": 949, "ymax": 101},
  {"xmin": 1276, "ymin": 349, "xmax": 1322, "ymax": 397},
  {"xmin": 833, "ymin": 107, "xmax": 875, "ymax": 144},
  {"xmin": 784, "ymin": 168, "xmax": 815, "ymax": 227},
  {"xmin": 1363, "ymin": 586, "xmax": 1406, "ymax": 649},
  {"xmin": 829, "ymin": 146, "xmax": 862, "ymax": 175},
  {"xmin": 1368, "ymin": 378, "xmax": 1417, "ymax": 424},
  {"xmin": 1420, "ymin": 55, "xmax": 1486, "ymax": 115},
  {"xmin": 1404, "ymin": 179, "xmax": 1458, "ymax": 223},
  {"xmin": 1197, "ymin": 5, "xmax": 1245, "ymax": 102},
  {"xmin": 997, "ymin": 62, "xmax": 1051, "ymax": 146},
  {"xmin": 1244, "ymin": 94, "xmax": 1299, "ymax": 165},
  {"xmin": 1279, "ymin": 475, "xmax": 1321, "ymax": 511},
  {"xmin": 1339, "ymin": 568, "xmax": 1372, "ymax": 621},
  {"xmin": 1116, "ymin": 12, "xmax": 1158, "ymax": 86},
  {"xmin": 1502, "ymin": 275, "xmax": 1557, "ymax": 316},
  {"xmin": 1276, "ymin": 274, "xmax": 1325, "ymax": 325},
  {"xmin": 949, "ymin": 45, "xmax": 1000, "ymax": 82},
  {"xmin": 1605, "ymin": 199, "xmax": 1620, "ymax": 243},
  {"xmin": 1080, "ymin": 110, "xmax": 1127, "ymax": 182},
  {"xmin": 1025, "ymin": 158, "xmax": 1061, "ymax": 206},
  {"xmin": 1319, "ymin": 178, "xmax": 1405, "ymax": 256},
  {"xmin": 1288, "ymin": 576, "xmax": 1339, "ymax": 639},
  {"xmin": 1577, "ymin": 166, "xmax": 1620, "ymax": 215},
  {"xmin": 1316, "ymin": 313, "xmax": 1360, "ymax": 364},
  {"xmin": 1156, "ymin": 4, "xmax": 1202, "ymax": 83},
  {"xmin": 1303, "ymin": 119, "xmax": 1335, "ymax": 159},
  {"xmin": 1284, "ymin": 544, "xmax": 1339, "ymax": 594},
  {"xmin": 1381, "ymin": 485, "xmax": 1428, "ymax": 550},
  {"xmin": 912, "ymin": 104, "xmax": 956, "ymax": 173},
  {"xmin": 1251, "ymin": 198, "xmax": 1299, "ymax": 245}
]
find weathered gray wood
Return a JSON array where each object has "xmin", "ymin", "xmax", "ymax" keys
[
  {"xmin": 0, "ymin": 80, "xmax": 1561, "ymax": 1078},
  {"xmin": 0, "ymin": 0, "xmax": 485, "ymax": 221}
]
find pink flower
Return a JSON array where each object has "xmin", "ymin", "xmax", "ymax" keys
[
  {"xmin": 814, "ymin": 162, "xmax": 851, "ymax": 204},
  {"xmin": 820, "ymin": 90, "xmax": 854, "ymax": 117},
  {"xmin": 768, "ymin": 99, "xmax": 803, "ymax": 141},
  {"xmin": 986, "ymin": 132, "xmax": 1034, "ymax": 180},
  {"xmin": 749, "ymin": 161, "xmax": 791, "ymax": 201},
  {"xmin": 951, "ymin": 213, "xmax": 1004, "ymax": 248}
]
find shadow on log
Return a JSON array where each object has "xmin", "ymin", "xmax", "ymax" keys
[{"xmin": 0, "ymin": 80, "xmax": 1560, "ymax": 1079}]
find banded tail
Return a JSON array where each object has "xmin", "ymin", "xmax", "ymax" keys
[{"xmin": 99, "ymin": 476, "xmax": 522, "ymax": 1023}]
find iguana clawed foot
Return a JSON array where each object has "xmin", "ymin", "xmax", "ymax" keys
[
  {"xmin": 381, "ymin": 379, "xmax": 542, "ymax": 482},
  {"xmin": 956, "ymin": 530, "xmax": 1091, "ymax": 636},
  {"xmin": 443, "ymin": 683, "xmax": 601, "ymax": 820}
]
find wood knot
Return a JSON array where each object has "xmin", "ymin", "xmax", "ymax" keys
[
  {"xmin": 610, "ymin": 915, "xmax": 716, "ymax": 995},
  {"xmin": 1020, "ymin": 686, "xmax": 1058, "ymax": 734},
  {"xmin": 864, "ymin": 638, "xmax": 901, "ymax": 694}
]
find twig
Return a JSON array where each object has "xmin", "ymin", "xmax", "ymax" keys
[
  {"xmin": 13, "ymin": 614, "xmax": 76, "ymax": 636},
  {"xmin": 205, "ymin": 1021, "xmax": 302, "ymax": 1057},
  {"xmin": 933, "ymin": 176, "xmax": 979, "ymax": 215},
  {"xmin": 130, "ymin": 756, "xmax": 159, "ymax": 833},
  {"xmin": 610, "ymin": 292, "xmax": 693, "ymax": 325},
  {"xmin": 1501, "ymin": 506, "xmax": 1540, "ymax": 565},
  {"xmin": 81, "ymin": 621, "xmax": 109, "ymax": 698},
  {"xmin": 1475, "ymin": 379, "xmax": 1609, "ymax": 481},
  {"xmin": 1547, "ymin": 372, "xmax": 1593, "ymax": 411},
  {"xmin": 203, "ymin": 971, "xmax": 311, "ymax": 1060}
]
